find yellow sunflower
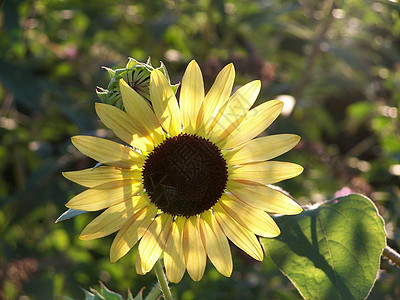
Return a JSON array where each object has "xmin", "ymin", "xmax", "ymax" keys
[{"xmin": 63, "ymin": 60, "xmax": 303, "ymax": 283}]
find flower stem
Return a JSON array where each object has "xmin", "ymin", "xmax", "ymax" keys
[
  {"xmin": 154, "ymin": 259, "xmax": 173, "ymax": 300},
  {"xmin": 383, "ymin": 245, "xmax": 400, "ymax": 268}
]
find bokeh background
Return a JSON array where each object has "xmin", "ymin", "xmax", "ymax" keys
[{"xmin": 1, "ymin": 0, "xmax": 400, "ymax": 299}]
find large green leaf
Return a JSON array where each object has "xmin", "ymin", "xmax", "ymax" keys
[{"xmin": 262, "ymin": 194, "xmax": 386, "ymax": 300}]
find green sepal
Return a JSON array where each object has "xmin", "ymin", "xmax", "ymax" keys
[
  {"xmin": 80, "ymin": 282, "xmax": 144, "ymax": 300},
  {"xmin": 127, "ymin": 287, "xmax": 144, "ymax": 300},
  {"xmin": 99, "ymin": 282, "xmax": 123, "ymax": 300},
  {"xmin": 82, "ymin": 288, "xmax": 105, "ymax": 300}
]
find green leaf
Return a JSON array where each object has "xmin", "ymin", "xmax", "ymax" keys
[{"xmin": 262, "ymin": 194, "xmax": 386, "ymax": 300}]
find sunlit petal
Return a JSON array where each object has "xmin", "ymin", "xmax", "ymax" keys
[
  {"xmin": 66, "ymin": 180, "xmax": 143, "ymax": 211},
  {"xmin": 180, "ymin": 60, "xmax": 205, "ymax": 133},
  {"xmin": 136, "ymin": 213, "xmax": 173, "ymax": 274},
  {"xmin": 229, "ymin": 161, "xmax": 304, "ymax": 185},
  {"xmin": 227, "ymin": 181, "xmax": 303, "ymax": 215},
  {"xmin": 150, "ymin": 70, "xmax": 181, "ymax": 137},
  {"xmin": 110, "ymin": 204, "xmax": 157, "ymax": 263},
  {"xmin": 71, "ymin": 135, "xmax": 144, "ymax": 169},
  {"xmin": 80, "ymin": 194, "xmax": 150, "ymax": 240},
  {"xmin": 219, "ymin": 194, "xmax": 280, "ymax": 237},
  {"xmin": 216, "ymin": 100, "xmax": 284, "ymax": 149},
  {"xmin": 164, "ymin": 217, "xmax": 186, "ymax": 283},
  {"xmin": 224, "ymin": 134, "xmax": 301, "ymax": 165},
  {"xmin": 63, "ymin": 166, "xmax": 141, "ymax": 188},
  {"xmin": 119, "ymin": 79, "xmax": 164, "ymax": 145},
  {"xmin": 199, "ymin": 210, "xmax": 232, "ymax": 277},
  {"xmin": 183, "ymin": 216, "xmax": 206, "ymax": 281},
  {"xmin": 213, "ymin": 202, "xmax": 263, "ymax": 261},
  {"xmin": 208, "ymin": 80, "xmax": 260, "ymax": 141},
  {"xmin": 95, "ymin": 103, "xmax": 154, "ymax": 151},
  {"xmin": 196, "ymin": 64, "xmax": 235, "ymax": 136}
]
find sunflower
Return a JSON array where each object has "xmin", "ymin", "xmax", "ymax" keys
[{"xmin": 63, "ymin": 60, "xmax": 303, "ymax": 283}]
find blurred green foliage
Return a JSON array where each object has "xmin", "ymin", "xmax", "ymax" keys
[{"xmin": 0, "ymin": 0, "xmax": 399, "ymax": 299}]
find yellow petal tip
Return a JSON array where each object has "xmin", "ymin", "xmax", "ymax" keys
[
  {"xmin": 295, "ymin": 205, "xmax": 303, "ymax": 214},
  {"xmin": 275, "ymin": 227, "xmax": 281, "ymax": 236},
  {"xmin": 250, "ymin": 80, "xmax": 261, "ymax": 89},
  {"xmin": 274, "ymin": 99, "xmax": 284, "ymax": 107},
  {"xmin": 119, "ymin": 78, "xmax": 129, "ymax": 88},
  {"xmin": 296, "ymin": 165, "xmax": 305, "ymax": 176},
  {"xmin": 225, "ymin": 63, "xmax": 235, "ymax": 73},
  {"xmin": 110, "ymin": 254, "xmax": 118, "ymax": 264},
  {"xmin": 70, "ymin": 135, "xmax": 84, "ymax": 146},
  {"xmin": 79, "ymin": 234, "xmax": 90, "ymax": 241},
  {"xmin": 110, "ymin": 246, "xmax": 126, "ymax": 264},
  {"xmin": 150, "ymin": 69, "xmax": 163, "ymax": 77},
  {"xmin": 300, "ymin": 165, "xmax": 304, "ymax": 173},
  {"xmin": 94, "ymin": 102, "xmax": 108, "ymax": 112},
  {"xmin": 286, "ymin": 202, "xmax": 303, "ymax": 215},
  {"xmin": 293, "ymin": 134, "xmax": 301, "ymax": 144}
]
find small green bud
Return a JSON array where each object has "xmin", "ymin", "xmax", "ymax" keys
[{"xmin": 97, "ymin": 57, "xmax": 179, "ymax": 110}]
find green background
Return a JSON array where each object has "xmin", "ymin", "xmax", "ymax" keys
[{"xmin": 0, "ymin": 0, "xmax": 399, "ymax": 299}]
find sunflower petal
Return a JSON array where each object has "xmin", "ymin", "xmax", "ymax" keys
[
  {"xmin": 119, "ymin": 79, "xmax": 164, "ymax": 145},
  {"xmin": 227, "ymin": 181, "xmax": 303, "ymax": 215},
  {"xmin": 110, "ymin": 204, "xmax": 157, "ymax": 263},
  {"xmin": 196, "ymin": 63, "xmax": 235, "ymax": 135},
  {"xmin": 71, "ymin": 135, "xmax": 144, "ymax": 169},
  {"xmin": 183, "ymin": 216, "xmax": 206, "ymax": 281},
  {"xmin": 224, "ymin": 134, "xmax": 301, "ymax": 165},
  {"xmin": 229, "ymin": 161, "xmax": 304, "ymax": 185},
  {"xmin": 213, "ymin": 202, "xmax": 263, "ymax": 261},
  {"xmin": 219, "ymin": 194, "xmax": 280, "ymax": 237},
  {"xmin": 79, "ymin": 194, "xmax": 149, "ymax": 240},
  {"xmin": 180, "ymin": 60, "xmax": 205, "ymax": 134},
  {"xmin": 164, "ymin": 217, "xmax": 186, "ymax": 283},
  {"xmin": 95, "ymin": 103, "xmax": 154, "ymax": 151},
  {"xmin": 63, "ymin": 166, "xmax": 141, "ymax": 188},
  {"xmin": 136, "ymin": 213, "xmax": 173, "ymax": 274},
  {"xmin": 66, "ymin": 180, "xmax": 143, "ymax": 211},
  {"xmin": 150, "ymin": 70, "xmax": 181, "ymax": 137},
  {"xmin": 217, "ymin": 100, "xmax": 284, "ymax": 149},
  {"xmin": 208, "ymin": 80, "xmax": 261, "ymax": 141},
  {"xmin": 199, "ymin": 210, "xmax": 233, "ymax": 277}
]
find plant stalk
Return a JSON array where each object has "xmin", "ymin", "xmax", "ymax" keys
[
  {"xmin": 154, "ymin": 260, "xmax": 173, "ymax": 300},
  {"xmin": 383, "ymin": 245, "xmax": 400, "ymax": 268}
]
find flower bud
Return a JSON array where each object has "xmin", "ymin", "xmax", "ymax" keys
[{"xmin": 96, "ymin": 57, "xmax": 179, "ymax": 110}]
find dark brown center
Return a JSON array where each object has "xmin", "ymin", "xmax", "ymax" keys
[{"xmin": 142, "ymin": 133, "xmax": 228, "ymax": 217}]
